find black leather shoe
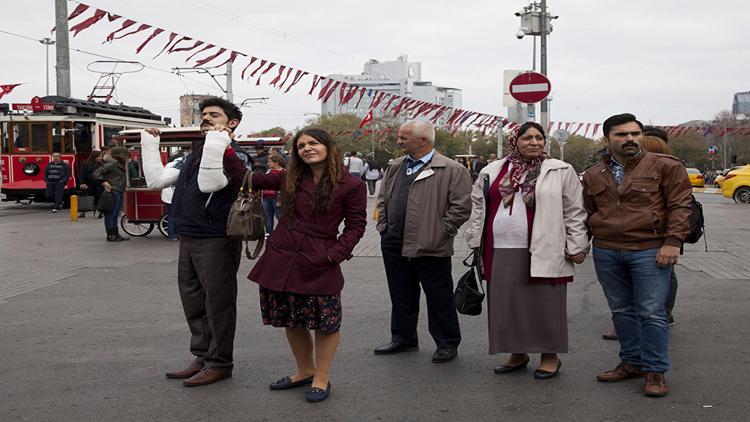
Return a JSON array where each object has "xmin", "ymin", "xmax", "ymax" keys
[
  {"xmin": 269, "ymin": 375, "xmax": 314, "ymax": 390},
  {"xmin": 305, "ymin": 383, "xmax": 331, "ymax": 403},
  {"xmin": 534, "ymin": 360, "xmax": 562, "ymax": 380},
  {"xmin": 374, "ymin": 342, "xmax": 418, "ymax": 355},
  {"xmin": 494, "ymin": 356, "xmax": 530, "ymax": 374},
  {"xmin": 431, "ymin": 348, "xmax": 457, "ymax": 363}
]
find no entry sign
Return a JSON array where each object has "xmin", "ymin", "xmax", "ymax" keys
[{"xmin": 509, "ymin": 72, "xmax": 551, "ymax": 104}]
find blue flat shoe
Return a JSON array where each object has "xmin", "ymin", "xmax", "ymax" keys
[
  {"xmin": 305, "ymin": 383, "xmax": 331, "ymax": 403},
  {"xmin": 269, "ymin": 375, "xmax": 314, "ymax": 390},
  {"xmin": 534, "ymin": 361, "xmax": 562, "ymax": 380}
]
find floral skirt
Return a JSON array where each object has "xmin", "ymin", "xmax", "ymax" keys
[{"xmin": 259, "ymin": 287, "xmax": 342, "ymax": 334}]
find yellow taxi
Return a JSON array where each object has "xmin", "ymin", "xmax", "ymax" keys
[
  {"xmin": 721, "ymin": 165, "xmax": 750, "ymax": 203},
  {"xmin": 714, "ymin": 166, "xmax": 743, "ymax": 188},
  {"xmin": 686, "ymin": 168, "xmax": 704, "ymax": 188}
]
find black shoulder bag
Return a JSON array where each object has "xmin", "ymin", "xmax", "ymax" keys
[{"xmin": 454, "ymin": 250, "xmax": 485, "ymax": 316}]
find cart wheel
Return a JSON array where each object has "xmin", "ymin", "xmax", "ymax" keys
[
  {"xmin": 120, "ymin": 214, "xmax": 154, "ymax": 237},
  {"xmin": 158, "ymin": 214, "xmax": 169, "ymax": 238}
]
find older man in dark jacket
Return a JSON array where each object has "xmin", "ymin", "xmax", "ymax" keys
[
  {"xmin": 583, "ymin": 113, "xmax": 692, "ymax": 398},
  {"xmin": 374, "ymin": 120, "xmax": 472, "ymax": 363}
]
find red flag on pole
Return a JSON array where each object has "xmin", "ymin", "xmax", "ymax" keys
[{"xmin": 359, "ymin": 109, "xmax": 374, "ymax": 128}]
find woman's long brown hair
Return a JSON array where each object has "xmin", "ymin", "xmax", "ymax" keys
[{"xmin": 281, "ymin": 128, "xmax": 343, "ymax": 218}]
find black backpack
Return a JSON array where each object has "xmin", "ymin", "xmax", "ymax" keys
[{"xmin": 684, "ymin": 194, "xmax": 706, "ymax": 250}]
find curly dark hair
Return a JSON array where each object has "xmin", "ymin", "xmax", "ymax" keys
[
  {"xmin": 198, "ymin": 97, "xmax": 242, "ymax": 123},
  {"xmin": 281, "ymin": 128, "xmax": 343, "ymax": 218}
]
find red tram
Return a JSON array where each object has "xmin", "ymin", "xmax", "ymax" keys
[{"xmin": 0, "ymin": 95, "xmax": 167, "ymax": 204}]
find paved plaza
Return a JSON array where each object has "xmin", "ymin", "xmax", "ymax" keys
[{"xmin": 0, "ymin": 193, "xmax": 748, "ymax": 421}]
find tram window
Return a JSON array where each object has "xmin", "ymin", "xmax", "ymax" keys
[
  {"xmin": 1, "ymin": 125, "xmax": 7, "ymax": 154},
  {"xmin": 52, "ymin": 122, "xmax": 73, "ymax": 153},
  {"xmin": 74, "ymin": 123, "xmax": 93, "ymax": 152},
  {"xmin": 31, "ymin": 123, "xmax": 49, "ymax": 152},
  {"xmin": 103, "ymin": 126, "xmax": 123, "ymax": 147},
  {"xmin": 13, "ymin": 124, "xmax": 30, "ymax": 151}
]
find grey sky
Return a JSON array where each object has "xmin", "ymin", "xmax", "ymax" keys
[{"xmin": 2, "ymin": 0, "xmax": 748, "ymax": 134}]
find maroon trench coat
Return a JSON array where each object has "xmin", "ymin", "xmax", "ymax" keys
[{"xmin": 248, "ymin": 171, "xmax": 367, "ymax": 295}]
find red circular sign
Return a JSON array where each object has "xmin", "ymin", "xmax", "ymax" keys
[{"xmin": 509, "ymin": 72, "xmax": 551, "ymax": 104}]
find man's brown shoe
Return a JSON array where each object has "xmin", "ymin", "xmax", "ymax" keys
[
  {"xmin": 644, "ymin": 372, "xmax": 669, "ymax": 397},
  {"xmin": 596, "ymin": 362, "xmax": 644, "ymax": 382},
  {"xmin": 165, "ymin": 360, "xmax": 204, "ymax": 379},
  {"xmin": 183, "ymin": 368, "xmax": 231, "ymax": 387}
]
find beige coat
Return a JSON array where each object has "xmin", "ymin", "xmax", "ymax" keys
[
  {"xmin": 376, "ymin": 151, "xmax": 472, "ymax": 257},
  {"xmin": 465, "ymin": 157, "xmax": 589, "ymax": 278}
]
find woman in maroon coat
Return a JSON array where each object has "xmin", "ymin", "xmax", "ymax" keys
[{"xmin": 249, "ymin": 128, "xmax": 367, "ymax": 403}]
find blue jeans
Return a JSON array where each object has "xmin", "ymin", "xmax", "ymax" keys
[
  {"xmin": 262, "ymin": 197, "xmax": 281, "ymax": 233},
  {"xmin": 593, "ymin": 247, "xmax": 672, "ymax": 373},
  {"xmin": 104, "ymin": 191, "xmax": 122, "ymax": 232}
]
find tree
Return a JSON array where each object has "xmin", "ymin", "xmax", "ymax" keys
[
  {"xmin": 670, "ymin": 132, "xmax": 709, "ymax": 170},
  {"xmin": 556, "ymin": 136, "xmax": 605, "ymax": 173},
  {"xmin": 251, "ymin": 127, "xmax": 287, "ymax": 137}
]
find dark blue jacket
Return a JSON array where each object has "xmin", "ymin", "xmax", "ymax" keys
[{"xmin": 171, "ymin": 152, "xmax": 243, "ymax": 238}]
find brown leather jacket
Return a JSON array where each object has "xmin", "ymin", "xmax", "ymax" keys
[{"xmin": 582, "ymin": 151, "xmax": 692, "ymax": 251}]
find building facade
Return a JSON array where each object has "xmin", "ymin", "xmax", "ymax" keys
[
  {"xmin": 320, "ymin": 55, "xmax": 461, "ymax": 128},
  {"xmin": 179, "ymin": 94, "xmax": 214, "ymax": 127},
  {"xmin": 733, "ymin": 92, "xmax": 750, "ymax": 115}
]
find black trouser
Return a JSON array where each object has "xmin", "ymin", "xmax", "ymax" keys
[
  {"xmin": 45, "ymin": 181, "xmax": 65, "ymax": 209},
  {"xmin": 366, "ymin": 179, "xmax": 377, "ymax": 196},
  {"xmin": 177, "ymin": 236, "xmax": 241, "ymax": 370},
  {"xmin": 380, "ymin": 231, "xmax": 461, "ymax": 350},
  {"xmin": 665, "ymin": 268, "xmax": 678, "ymax": 318}
]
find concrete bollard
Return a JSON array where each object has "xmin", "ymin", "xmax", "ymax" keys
[{"xmin": 70, "ymin": 195, "xmax": 78, "ymax": 222}]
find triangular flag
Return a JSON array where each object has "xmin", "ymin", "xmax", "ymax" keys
[{"xmin": 359, "ymin": 109, "xmax": 374, "ymax": 128}]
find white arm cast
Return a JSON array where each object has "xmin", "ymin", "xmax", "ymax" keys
[
  {"xmin": 140, "ymin": 130, "xmax": 180, "ymax": 189},
  {"xmin": 197, "ymin": 130, "xmax": 232, "ymax": 193}
]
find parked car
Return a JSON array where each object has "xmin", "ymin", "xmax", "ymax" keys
[
  {"xmin": 714, "ymin": 166, "xmax": 744, "ymax": 188},
  {"xmin": 721, "ymin": 165, "xmax": 750, "ymax": 204},
  {"xmin": 686, "ymin": 167, "xmax": 704, "ymax": 188}
]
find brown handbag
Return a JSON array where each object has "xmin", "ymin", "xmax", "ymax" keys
[{"xmin": 226, "ymin": 171, "xmax": 266, "ymax": 259}]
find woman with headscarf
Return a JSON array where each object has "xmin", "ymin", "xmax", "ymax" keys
[
  {"xmin": 93, "ymin": 147, "xmax": 129, "ymax": 242},
  {"xmin": 465, "ymin": 122, "xmax": 588, "ymax": 379}
]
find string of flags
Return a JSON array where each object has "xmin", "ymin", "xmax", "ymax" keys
[
  {"xmin": 57, "ymin": 2, "xmax": 504, "ymax": 134},
  {"xmin": 12, "ymin": 2, "xmax": 748, "ymax": 141}
]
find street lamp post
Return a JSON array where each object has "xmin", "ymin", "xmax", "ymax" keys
[
  {"xmin": 515, "ymin": 1, "xmax": 557, "ymax": 152},
  {"xmin": 39, "ymin": 37, "xmax": 56, "ymax": 96}
]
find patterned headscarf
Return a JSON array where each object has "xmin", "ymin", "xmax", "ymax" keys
[{"xmin": 498, "ymin": 122, "xmax": 548, "ymax": 209}]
